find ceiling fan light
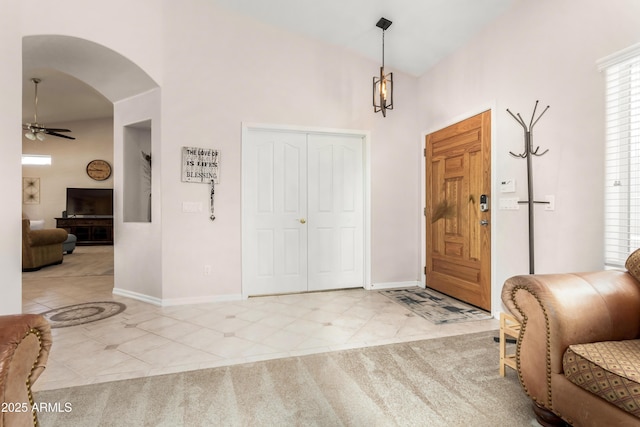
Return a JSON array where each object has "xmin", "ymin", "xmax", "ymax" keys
[
  {"xmin": 36, "ymin": 132, "xmax": 46, "ymax": 141},
  {"xmin": 25, "ymin": 132, "xmax": 36, "ymax": 140}
]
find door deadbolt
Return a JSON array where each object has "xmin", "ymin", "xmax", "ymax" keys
[{"xmin": 480, "ymin": 194, "xmax": 489, "ymax": 212}]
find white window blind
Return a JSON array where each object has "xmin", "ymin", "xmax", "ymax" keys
[{"xmin": 599, "ymin": 44, "xmax": 640, "ymax": 268}]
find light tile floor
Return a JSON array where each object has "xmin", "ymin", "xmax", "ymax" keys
[{"xmin": 23, "ymin": 247, "xmax": 498, "ymax": 392}]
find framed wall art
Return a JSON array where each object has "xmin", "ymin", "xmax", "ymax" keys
[
  {"xmin": 23, "ymin": 177, "xmax": 40, "ymax": 204},
  {"xmin": 181, "ymin": 147, "xmax": 220, "ymax": 184}
]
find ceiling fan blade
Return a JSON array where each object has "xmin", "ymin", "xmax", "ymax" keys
[
  {"xmin": 46, "ymin": 131, "xmax": 76, "ymax": 140},
  {"xmin": 24, "ymin": 123, "xmax": 41, "ymax": 128},
  {"xmin": 44, "ymin": 128, "xmax": 72, "ymax": 132}
]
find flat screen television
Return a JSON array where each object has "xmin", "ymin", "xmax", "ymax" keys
[{"xmin": 66, "ymin": 188, "xmax": 113, "ymax": 217}]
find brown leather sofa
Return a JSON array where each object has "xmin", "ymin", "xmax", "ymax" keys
[
  {"xmin": 22, "ymin": 218, "xmax": 68, "ymax": 272},
  {"xmin": 0, "ymin": 314, "xmax": 52, "ymax": 427},
  {"xmin": 502, "ymin": 263, "xmax": 640, "ymax": 427}
]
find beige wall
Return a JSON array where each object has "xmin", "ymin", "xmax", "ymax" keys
[
  {"xmin": 0, "ymin": 0, "xmax": 23, "ymax": 315},
  {"xmin": 114, "ymin": 89, "xmax": 163, "ymax": 302}
]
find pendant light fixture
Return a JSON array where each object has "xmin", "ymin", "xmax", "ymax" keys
[{"xmin": 373, "ymin": 17, "xmax": 393, "ymax": 117}]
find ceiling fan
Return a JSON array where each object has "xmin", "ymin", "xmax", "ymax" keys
[{"xmin": 23, "ymin": 78, "xmax": 75, "ymax": 141}]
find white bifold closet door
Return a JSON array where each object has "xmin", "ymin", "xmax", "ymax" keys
[{"xmin": 242, "ymin": 129, "xmax": 364, "ymax": 296}]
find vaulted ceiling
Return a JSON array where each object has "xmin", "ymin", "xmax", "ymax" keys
[
  {"xmin": 214, "ymin": 0, "xmax": 515, "ymax": 77},
  {"xmin": 22, "ymin": 69, "xmax": 113, "ymax": 126},
  {"xmin": 21, "ymin": 0, "xmax": 515, "ymax": 125}
]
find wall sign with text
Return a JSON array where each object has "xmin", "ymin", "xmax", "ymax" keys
[{"xmin": 181, "ymin": 146, "xmax": 220, "ymax": 184}]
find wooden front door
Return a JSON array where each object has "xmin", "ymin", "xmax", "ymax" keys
[{"xmin": 425, "ymin": 111, "xmax": 491, "ymax": 311}]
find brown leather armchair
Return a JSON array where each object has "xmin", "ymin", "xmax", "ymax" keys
[
  {"xmin": 0, "ymin": 314, "xmax": 52, "ymax": 427},
  {"xmin": 22, "ymin": 219, "xmax": 68, "ymax": 272},
  {"xmin": 502, "ymin": 271, "xmax": 640, "ymax": 426}
]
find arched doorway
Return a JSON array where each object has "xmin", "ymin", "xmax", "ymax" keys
[{"xmin": 22, "ymin": 35, "xmax": 162, "ymax": 309}]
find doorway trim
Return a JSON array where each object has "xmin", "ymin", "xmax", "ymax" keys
[
  {"xmin": 420, "ymin": 102, "xmax": 498, "ymax": 316},
  {"xmin": 241, "ymin": 122, "xmax": 372, "ymax": 298}
]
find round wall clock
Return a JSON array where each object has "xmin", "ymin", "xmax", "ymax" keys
[{"xmin": 86, "ymin": 159, "xmax": 112, "ymax": 181}]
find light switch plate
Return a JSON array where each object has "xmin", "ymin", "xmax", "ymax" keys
[{"xmin": 499, "ymin": 197, "xmax": 520, "ymax": 210}]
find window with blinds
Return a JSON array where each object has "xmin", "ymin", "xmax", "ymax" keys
[{"xmin": 599, "ymin": 44, "xmax": 640, "ymax": 268}]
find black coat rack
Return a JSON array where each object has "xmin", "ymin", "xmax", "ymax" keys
[{"xmin": 507, "ymin": 101, "xmax": 550, "ymax": 274}]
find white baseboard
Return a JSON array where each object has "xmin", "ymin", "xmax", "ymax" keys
[
  {"xmin": 368, "ymin": 281, "xmax": 422, "ymax": 290},
  {"xmin": 112, "ymin": 288, "xmax": 244, "ymax": 307},
  {"xmin": 160, "ymin": 293, "xmax": 244, "ymax": 307},
  {"xmin": 113, "ymin": 287, "xmax": 163, "ymax": 306}
]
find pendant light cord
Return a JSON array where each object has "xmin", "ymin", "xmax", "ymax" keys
[
  {"xmin": 33, "ymin": 79, "xmax": 39, "ymax": 124},
  {"xmin": 382, "ymin": 30, "xmax": 385, "ymax": 68}
]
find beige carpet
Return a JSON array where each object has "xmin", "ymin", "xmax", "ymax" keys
[{"xmin": 34, "ymin": 330, "xmax": 534, "ymax": 426}]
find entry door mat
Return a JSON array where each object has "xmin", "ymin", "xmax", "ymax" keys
[{"xmin": 380, "ymin": 287, "xmax": 492, "ymax": 324}]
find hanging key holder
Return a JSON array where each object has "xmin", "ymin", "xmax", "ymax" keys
[{"xmin": 210, "ymin": 179, "xmax": 216, "ymax": 221}]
